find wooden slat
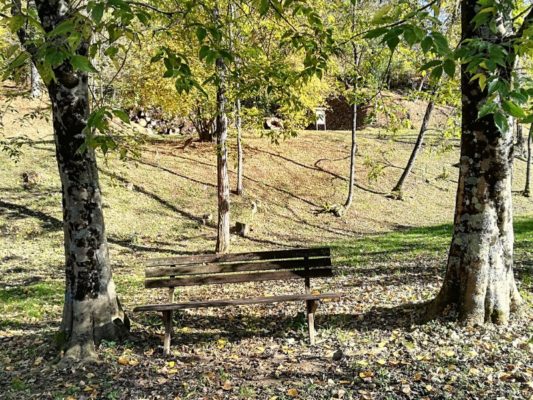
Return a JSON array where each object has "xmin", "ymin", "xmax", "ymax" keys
[
  {"xmin": 133, "ymin": 293, "xmax": 342, "ymax": 312},
  {"xmin": 145, "ymin": 268, "xmax": 333, "ymax": 288},
  {"xmin": 146, "ymin": 257, "xmax": 332, "ymax": 277},
  {"xmin": 144, "ymin": 247, "xmax": 330, "ymax": 267}
]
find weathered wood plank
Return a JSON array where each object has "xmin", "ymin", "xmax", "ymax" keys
[
  {"xmin": 144, "ymin": 247, "xmax": 330, "ymax": 267},
  {"xmin": 145, "ymin": 257, "xmax": 332, "ymax": 277},
  {"xmin": 133, "ymin": 293, "xmax": 342, "ymax": 312},
  {"xmin": 145, "ymin": 268, "xmax": 333, "ymax": 288}
]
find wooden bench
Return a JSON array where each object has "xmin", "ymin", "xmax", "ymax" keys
[{"xmin": 133, "ymin": 247, "xmax": 341, "ymax": 354}]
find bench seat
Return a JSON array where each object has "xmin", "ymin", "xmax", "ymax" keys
[{"xmin": 134, "ymin": 293, "xmax": 341, "ymax": 312}]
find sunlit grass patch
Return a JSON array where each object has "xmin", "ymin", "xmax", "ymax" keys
[{"xmin": 0, "ymin": 281, "xmax": 63, "ymax": 327}]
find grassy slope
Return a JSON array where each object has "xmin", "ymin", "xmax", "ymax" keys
[{"xmin": 1, "ymin": 94, "xmax": 532, "ymax": 399}]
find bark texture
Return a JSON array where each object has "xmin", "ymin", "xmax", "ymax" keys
[
  {"xmin": 18, "ymin": 0, "xmax": 129, "ymax": 361},
  {"xmin": 30, "ymin": 60, "xmax": 42, "ymax": 98},
  {"xmin": 214, "ymin": 8, "xmax": 230, "ymax": 253},
  {"xmin": 431, "ymin": 0, "xmax": 522, "ymax": 324}
]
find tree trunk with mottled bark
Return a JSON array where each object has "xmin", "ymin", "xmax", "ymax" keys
[
  {"xmin": 524, "ymin": 124, "xmax": 532, "ymax": 197},
  {"xmin": 30, "ymin": 61, "xmax": 42, "ymax": 98},
  {"xmin": 392, "ymin": 96, "xmax": 435, "ymax": 197},
  {"xmin": 430, "ymin": 0, "xmax": 522, "ymax": 324},
  {"xmin": 19, "ymin": 0, "xmax": 129, "ymax": 361}
]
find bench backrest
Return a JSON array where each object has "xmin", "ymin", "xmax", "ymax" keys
[{"xmin": 144, "ymin": 247, "xmax": 332, "ymax": 289}]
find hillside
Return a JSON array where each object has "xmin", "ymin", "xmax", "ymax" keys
[{"xmin": 1, "ymin": 93, "xmax": 532, "ymax": 399}]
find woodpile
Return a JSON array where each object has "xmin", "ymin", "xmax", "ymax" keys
[{"xmin": 129, "ymin": 107, "xmax": 195, "ymax": 135}]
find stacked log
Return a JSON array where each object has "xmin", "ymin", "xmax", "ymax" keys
[{"xmin": 129, "ymin": 107, "xmax": 195, "ymax": 135}]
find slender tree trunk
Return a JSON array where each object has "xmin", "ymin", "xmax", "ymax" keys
[
  {"xmin": 514, "ymin": 123, "xmax": 527, "ymax": 157},
  {"xmin": 236, "ymin": 98, "xmax": 243, "ymax": 195},
  {"xmin": 25, "ymin": 0, "xmax": 129, "ymax": 361},
  {"xmin": 392, "ymin": 94, "xmax": 435, "ymax": 197},
  {"xmin": 524, "ymin": 124, "xmax": 532, "ymax": 197},
  {"xmin": 344, "ymin": 99, "xmax": 357, "ymax": 209},
  {"xmin": 214, "ymin": 8, "xmax": 230, "ymax": 254},
  {"xmin": 30, "ymin": 61, "xmax": 42, "ymax": 98},
  {"xmin": 344, "ymin": 1, "xmax": 359, "ymax": 210},
  {"xmin": 430, "ymin": 0, "xmax": 522, "ymax": 324}
]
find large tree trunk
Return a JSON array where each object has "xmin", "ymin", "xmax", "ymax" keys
[
  {"xmin": 214, "ymin": 6, "xmax": 230, "ymax": 254},
  {"xmin": 32, "ymin": 0, "xmax": 129, "ymax": 361},
  {"xmin": 430, "ymin": 0, "xmax": 522, "ymax": 324},
  {"xmin": 392, "ymin": 95, "xmax": 435, "ymax": 197},
  {"xmin": 524, "ymin": 124, "xmax": 532, "ymax": 197},
  {"xmin": 236, "ymin": 98, "xmax": 243, "ymax": 195}
]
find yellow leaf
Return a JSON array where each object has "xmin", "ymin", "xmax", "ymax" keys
[
  {"xmin": 377, "ymin": 359, "xmax": 386, "ymax": 365},
  {"xmin": 34, "ymin": 357, "xmax": 43, "ymax": 366},
  {"xmin": 117, "ymin": 356, "xmax": 129, "ymax": 366},
  {"xmin": 222, "ymin": 380, "xmax": 232, "ymax": 391},
  {"xmin": 413, "ymin": 372, "xmax": 423, "ymax": 381},
  {"xmin": 359, "ymin": 370, "xmax": 374, "ymax": 379},
  {"xmin": 287, "ymin": 388, "xmax": 298, "ymax": 397},
  {"xmin": 217, "ymin": 339, "xmax": 227, "ymax": 349},
  {"xmin": 167, "ymin": 361, "xmax": 176, "ymax": 368}
]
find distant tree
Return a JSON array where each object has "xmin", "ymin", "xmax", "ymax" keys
[{"xmin": 525, "ymin": 124, "xmax": 532, "ymax": 197}]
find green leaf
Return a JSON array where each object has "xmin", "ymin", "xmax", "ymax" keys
[
  {"xmin": 431, "ymin": 32, "xmax": 449, "ymax": 54},
  {"xmin": 493, "ymin": 112, "xmax": 509, "ymax": 134},
  {"xmin": 199, "ymin": 45, "xmax": 210, "ymax": 60},
  {"xmin": 502, "ymin": 100, "xmax": 526, "ymax": 118},
  {"xmin": 92, "ymin": 3, "xmax": 105, "ymax": 24},
  {"xmin": 8, "ymin": 15, "xmax": 25, "ymax": 33},
  {"xmin": 443, "ymin": 59, "xmax": 455, "ymax": 77},
  {"xmin": 196, "ymin": 26, "xmax": 207, "ymax": 42},
  {"xmin": 420, "ymin": 36, "xmax": 433, "ymax": 53},
  {"xmin": 385, "ymin": 36, "xmax": 400, "ymax": 52},
  {"xmin": 522, "ymin": 114, "xmax": 533, "ymax": 124},
  {"xmin": 420, "ymin": 60, "xmax": 441, "ymax": 71},
  {"xmin": 259, "ymin": 0, "xmax": 270, "ymax": 15},
  {"xmin": 364, "ymin": 27, "xmax": 388, "ymax": 39},
  {"xmin": 477, "ymin": 102, "xmax": 497, "ymax": 119},
  {"xmin": 70, "ymin": 55, "xmax": 97, "ymax": 72},
  {"xmin": 430, "ymin": 65, "xmax": 443, "ymax": 81},
  {"xmin": 48, "ymin": 20, "xmax": 74, "ymax": 37},
  {"xmin": 112, "ymin": 109, "xmax": 130, "ymax": 123}
]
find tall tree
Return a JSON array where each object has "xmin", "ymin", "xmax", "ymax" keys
[
  {"xmin": 213, "ymin": 5, "xmax": 231, "ymax": 253},
  {"xmin": 431, "ymin": 0, "xmax": 532, "ymax": 323},
  {"xmin": 366, "ymin": 0, "xmax": 532, "ymax": 324},
  {"xmin": 6, "ymin": 0, "xmax": 130, "ymax": 361}
]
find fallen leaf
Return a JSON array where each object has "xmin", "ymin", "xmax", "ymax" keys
[
  {"xmin": 287, "ymin": 388, "xmax": 298, "ymax": 397},
  {"xmin": 222, "ymin": 380, "xmax": 232, "ymax": 391},
  {"xmin": 117, "ymin": 356, "xmax": 129, "ymax": 366}
]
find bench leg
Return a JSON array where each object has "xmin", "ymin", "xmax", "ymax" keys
[
  {"xmin": 306, "ymin": 300, "xmax": 319, "ymax": 345},
  {"xmin": 162, "ymin": 310, "xmax": 173, "ymax": 356}
]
